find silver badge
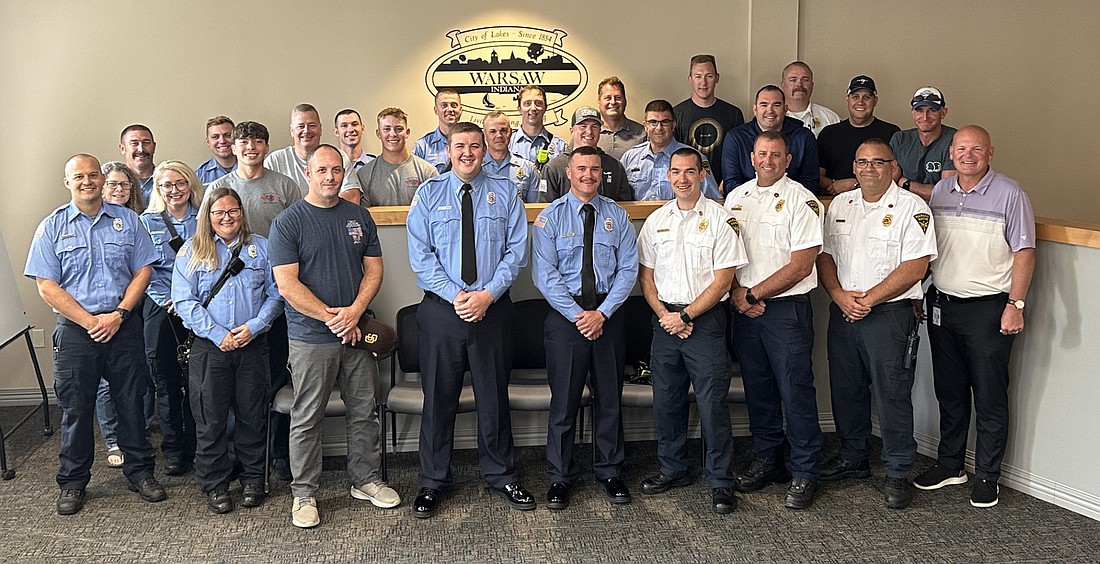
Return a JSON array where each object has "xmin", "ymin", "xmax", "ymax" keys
[
  {"xmin": 487, "ymin": 191, "xmax": 496, "ymax": 205},
  {"xmin": 113, "ymin": 218, "xmax": 123, "ymax": 232},
  {"xmin": 248, "ymin": 244, "xmax": 258, "ymax": 258},
  {"xmin": 604, "ymin": 218, "xmax": 613, "ymax": 232}
]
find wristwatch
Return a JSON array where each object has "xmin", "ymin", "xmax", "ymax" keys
[
  {"xmin": 1007, "ymin": 298, "xmax": 1025, "ymax": 310},
  {"xmin": 114, "ymin": 307, "xmax": 130, "ymax": 321},
  {"xmin": 745, "ymin": 288, "xmax": 759, "ymax": 305},
  {"xmin": 902, "ymin": 179, "xmax": 912, "ymax": 191},
  {"xmin": 679, "ymin": 310, "xmax": 693, "ymax": 324}
]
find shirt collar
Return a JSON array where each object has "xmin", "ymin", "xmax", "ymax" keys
[{"xmin": 950, "ymin": 167, "xmax": 995, "ymax": 195}]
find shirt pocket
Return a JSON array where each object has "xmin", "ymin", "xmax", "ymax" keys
[
  {"xmin": 428, "ymin": 213, "xmax": 461, "ymax": 246},
  {"xmin": 55, "ymin": 238, "xmax": 90, "ymax": 271},
  {"xmin": 555, "ymin": 235, "xmax": 582, "ymax": 274},
  {"xmin": 102, "ymin": 236, "xmax": 135, "ymax": 265},
  {"xmin": 867, "ymin": 226, "xmax": 901, "ymax": 280},
  {"xmin": 593, "ymin": 231, "xmax": 617, "ymax": 270},
  {"xmin": 828, "ymin": 220, "xmax": 854, "ymax": 252},
  {"xmin": 477, "ymin": 215, "xmax": 508, "ymax": 243},
  {"xmin": 684, "ymin": 233, "xmax": 714, "ymax": 267},
  {"xmin": 758, "ymin": 216, "xmax": 791, "ymax": 250},
  {"xmin": 652, "ymin": 231, "xmax": 678, "ymax": 265}
]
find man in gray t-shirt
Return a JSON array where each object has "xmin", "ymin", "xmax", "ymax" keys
[
  {"xmin": 206, "ymin": 121, "xmax": 301, "ymax": 237},
  {"xmin": 343, "ymin": 107, "xmax": 438, "ymax": 207},
  {"xmin": 890, "ymin": 86, "xmax": 957, "ymax": 202},
  {"xmin": 264, "ymin": 103, "xmax": 361, "ymax": 197}
]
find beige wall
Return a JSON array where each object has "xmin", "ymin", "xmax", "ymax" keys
[
  {"xmin": 799, "ymin": 0, "xmax": 1100, "ymax": 222},
  {"xmin": 1, "ymin": 0, "xmax": 1097, "ymax": 389}
]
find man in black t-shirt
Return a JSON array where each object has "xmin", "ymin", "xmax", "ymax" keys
[
  {"xmin": 818, "ymin": 75, "xmax": 900, "ymax": 195},
  {"xmin": 673, "ymin": 54, "xmax": 744, "ymax": 192}
]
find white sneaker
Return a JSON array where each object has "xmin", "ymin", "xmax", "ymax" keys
[
  {"xmin": 291, "ymin": 496, "xmax": 319, "ymax": 528},
  {"xmin": 351, "ymin": 482, "xmax": 402, "ymax": 508}
]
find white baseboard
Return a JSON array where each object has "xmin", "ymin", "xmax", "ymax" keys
[
  {"xmin": 0, "ymin": 388, "xmax": 54, "ymax": 407},
  {"xmin": 910, "ymin": 428, "xmax": 1100, "ymax": 521}
]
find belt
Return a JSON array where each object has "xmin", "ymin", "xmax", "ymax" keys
[
  {"xmin": 868, "ymin": 300, "xmax": 911, "ymax": 314},
  {"xmin": 933, "ymin": 287, "xmax": 1006, "ymax": 304},
  {"xmin": 767, "ymin": 293, "xmax": 809, "ymax": 303},
  {"xmin": 661, "ymin": 302, "xmax": 689, "ymax": 312},
  {"xmin": 573, "ymin": 293, "xmax": 608, "ymax": 309},
  {"xmin": 425, "ymin": 290, "xmax": 510, "ymax": 304},
  {"xmin": 56, "ymin": 312, "xmax": 113, "ymax": 327}
]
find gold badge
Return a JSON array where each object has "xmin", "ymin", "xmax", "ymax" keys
[
  {"xmin": 698, "ymin": 219, "xmax": 709, "ymax": 233},
  {"xmin": 775, "ymin": 199, "xmax": 785, "ymax": 212},
  {"xmin": 487, "ymin": 191, "xmax": 496, "ymax": 205},
  {"xmin": 882, "ymin": 214, "xmax": 893, "ymax": 227},
  {"xmin": 113, "ymin": 218, "xmax": 124, "ymax": 232},
  {"xmin": 806, "ymin": 201, "xmax": 820, "ymax": 216},
  {"xmin": 604, "ymin": 218, "xmax": 613, "ymax": 232},
  {"xmin": 913, "ymin": 213, "xmax": 931, "ymax": 234},
  {"xmin": 731, "ymin": 204, "xmax": 742, "ymax": 211},
  {"xmin": 515, "ymin": 167, "xmax": 525, "ymax": 180},
  {"xmin": 726, "ymin": 217, "xmax": 740, "ymax": 235},
  {"xmin": 702, "ymin": 160, "xmax": 712, "ymax": 175}
]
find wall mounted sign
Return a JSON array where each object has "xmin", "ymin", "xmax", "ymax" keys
[{"xmin": 425, "ymin": 26, "xmax": 588, "ymax": 126}]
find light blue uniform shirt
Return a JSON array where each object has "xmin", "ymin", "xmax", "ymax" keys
[
  {"xmin": 531, "ymin": 192, "xmax": 638, "ymax": 321},
  {"xmin": 621, "ymin": 139, "xmax": 722, "ymax": 201},
  {"xmin": 25, "ymin": 202, "xmax": 158, "ymax": 313},
  {"xmin": 483, "ymin": 152, "xmax": 540, "ymax": 203},
  {"xmin": 407, "ymin": 170, "xmax": 528, "ymax": 302},
  {"xmin": 509, "ymin": 129, "xmax": 567, "ymax": 168},
  {"xmin": 414, "ymin": 128, "xmax": 449, "ymax": 173},
  {"xmin": 194, "ymin": 158, "xmax": 237, "ymax": 185},
  {"xmin": 172, "ymin": 235, "xmax": 283, "ymax": 346},
  {"xmin": 139, "ymin": 177, "xmax": 155, "ymax": 205},
  {"xmin": 140, "ymin": 205, "xmax": 199, "ymax": 307}
]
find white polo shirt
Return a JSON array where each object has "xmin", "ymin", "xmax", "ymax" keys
[
  {"xmin": 638, "ymin": 195, "xmax": 747, "ymax": 305},
  {"xmin": 724, "ymin": 175, "xmax": 823, "ymax": 297},
  {"xmin": 822, "ymin": 183, "xmax": 938, "ymax": 301}
]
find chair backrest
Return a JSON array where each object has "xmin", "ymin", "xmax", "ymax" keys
[
  {"xmin": 511, "ymin": 298, "xmax": 552, "ymax": 370},
  {"xmin": 395, "ymin": 303, "xmax": 421, "ymax": 375},
  {"xmin": 621, "ymin": 295, "xmax": 654, "ymax": 371}
]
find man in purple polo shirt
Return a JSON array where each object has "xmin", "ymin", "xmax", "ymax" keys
[{"xmin": 912, "ymin": 125, "xmax": 1035, "ymax": 509}]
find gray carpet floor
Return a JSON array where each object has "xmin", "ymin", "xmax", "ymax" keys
[{"xmin": 0, "ymin": 405, "xmax": 1097, "ymax": 563}]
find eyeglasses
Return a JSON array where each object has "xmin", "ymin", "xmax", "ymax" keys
[
  {"xmin": 105, "ymin": 180, "xmax": 133, "ymax": 190},
  {"xmin": 644, "ymin": 119, "xmax": 674, "ymax": 128},
  {"xmin": 854, "ymin": 158, "xmax": 894, "ymax": 168},
  {"xmin": 158, "ymin": 179, "xmax": 190, "ymax": 191},
  {"xmin": 209, "ymin": 208, "xmax": 242, "ymax": 220}
]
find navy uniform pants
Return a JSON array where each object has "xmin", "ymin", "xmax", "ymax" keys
[
  {"xmin": 650, "ymin": 306, "xmax": 736, "ymax": 488},
  {"xmin": 732, "ymin": 298, "xmax": 822, "ymax": 480},
  {"xmin": 544, "ymin": 307, "xmax": 626, "ymax": 484},
  {"xmin": 143, "ymin": 299, "xmax": 194, "ymax": 463},
  {"xmin": 53, "ymin": 314, "xmax": 156, "ymax": 489},
  {"xmin": 827, "ymin": 301, "xmax": 917, "ymax": 478},
  {"xmin": 417, "ymin": 293, "xmax": 518, "ymax": 489},
  {"xmin": 188, "ymin": 335, "xmax": 270, "ymax": 493},
  {"xmin": 927, "ymin": 288, "xmax": 1015, "ymax": 481}
]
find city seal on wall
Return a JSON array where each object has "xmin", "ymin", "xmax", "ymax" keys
[{"xmin": 425, "ymin": 26, "xmax": 588, "ymax": 126}]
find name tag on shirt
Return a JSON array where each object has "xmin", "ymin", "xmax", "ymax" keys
[{"xmin": 437, "ymin": 206, "xmax": 452, "ymax": 211}]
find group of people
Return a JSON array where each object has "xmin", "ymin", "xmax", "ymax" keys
[{"xmin": 23, "ymin": 54, "xmax": 1034, "ymax": 528}]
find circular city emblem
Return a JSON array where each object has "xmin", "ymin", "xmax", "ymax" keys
[{"xmin": 425, "ymin": 26, "xmax": 589, "ymax": 126}]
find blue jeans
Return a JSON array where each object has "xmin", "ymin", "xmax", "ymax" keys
[{"xmin": 96, "ymin": 378, "xmax": 155, "ymax": 449}]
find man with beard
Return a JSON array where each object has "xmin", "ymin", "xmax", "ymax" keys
[{"xmin": 119, "ymin": 124, "xmax": 157, "ymax": 202}]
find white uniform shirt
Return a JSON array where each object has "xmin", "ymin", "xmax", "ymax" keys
[
  {"xmin": 638, "ymin": 195, "xmax": 747, "ymax": 305},
  {"xmin": 786, "ymin": 103, "xmax": 841, "ymax": 137},
  {"xmin": 822, "ymin": 183, "xmax": 938, "ymax": 301},
  {"xmin": 724, "ymin": 175, "xmax": 823, "ymax": 297}
]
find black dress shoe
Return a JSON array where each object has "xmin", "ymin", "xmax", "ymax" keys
[
  {"xmin": 599, "ymin": 477, "xmax": 632, "ymax": 504},
  {"xmin": 129, "ymin": 477, "xmax": 168, "ymax": 502},
  {"xmin": 819, "ymin": 456, "xmax": 871, "ymax": 482},
  {"xmin": 489, "ymin": 483, "xmax": 536, "ymax": 511},
  {"xmin": 412, "ymin": 488, "xmax": 441, "ymax": 519},
  {"xmin": 56, "ymin": 489, "xmax": 86, "ymax": 515},
  {"xmin": 164, "ymin": 458, "xmax": 191, "ymax": 476},
  {"xmin": 207, "ymin": 489, "xmax": 233, "ymax": 514},
  {"xmin": 241, "ymin": 484, "xmax": 266, "ymax": 508},
  {"xmin": 546, "ymin": 482, "xmax": 571, "ymax": 510},
  {"xmin": 712, "ymin": 487, "xmax": 737, "ymax": 514},
  {"xmin": 883, "ymin": 476, "xmax": 911, "ymax": 510},
  {"xmin": 735, "ymin": 457, "xmax": 791, "ymax": 493},
  {"xmin": 272, "ymin": 458, "xmax": 293, "ymax": 482},
  {"xmin": 783, "ymin": 476, "xmax": 818, "ymax": 509},
  {"xmin": 640, "ymin": 472, "xmax": 692, "ymax": 495}
]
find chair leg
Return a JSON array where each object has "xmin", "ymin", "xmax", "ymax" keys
[
  {"xmin": 264, "ymin": 406, "xmax": 273, "ymax": 494},
  {"xmin": 380, "ymin": 404, "xmax": 388, "ymax": 483}
]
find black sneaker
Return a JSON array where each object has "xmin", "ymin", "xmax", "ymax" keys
[
  {"xmin": 883, "ymin": 477, "xmax": 911, "ymax": 509},
  {"xmin": 970, "ymin": 479, "xmax": 999, "ymax": 508},
  {"xmin": 735, "ymin": 457, "xmax": 791, "ymax": 493},
  {"xmin": 912, "ymin": 463, "xmax": 968, "ymax": 491},
  {"xmin": 819, "ymin": 456, "xmax": 871, "ymax": 482},
  {"xmin": 128, "ymin": 477, "xmax": 168, "ymax": 502},
  {"xmin": 56, "ymin": 489, "xmax": 86, "ymax": 515}
]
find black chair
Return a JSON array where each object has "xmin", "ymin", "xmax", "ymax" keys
[
  {"xmin": 506, "ymin": 299, "xmax": 589, "ymax": 441},
  {"xmin": 264, "ymin": 385, "xmax": 346, "ymax": 494},
  {"xmin": 380, "ymin": 303, "xmax": 476, "ymax": 481}
]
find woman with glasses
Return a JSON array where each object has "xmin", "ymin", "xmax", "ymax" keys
[
  {"xmin": 94, "ymin": 161, "xmax": 153, "ymax": 469},
  {"xmin": 173, "ymin": 187, "xmax": 282, "ymax": 513},
  {"xmin": 140, "ymin": 161, "xmax": 204, "ymax": 476}
]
